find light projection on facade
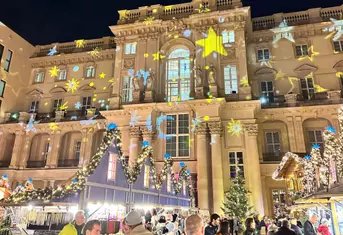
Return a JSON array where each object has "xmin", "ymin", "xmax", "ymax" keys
[
  {"xmin": 324, "ymin": 18, "xmax": 343, "ymax": 41},
  {"xmin": 270, "ymin": 20, "xmax": 295, "ymax": 45},
  {"xmin": 196, "ymin": 27, "xmax": 228, "ymax": 57}
]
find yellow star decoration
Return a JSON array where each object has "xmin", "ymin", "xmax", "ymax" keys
[
  {"xmin": 99, "ymin": 72, "xmax": 106, "ymax": 79},
  {"xmin": 89, "ymin": 81, "xmax": 95, "ymax": 87},
  {"xmin": 287, "ymin": 76, "xmax": 299, "ymax": 94},
  {"xmin": 144, "ymin": 16, "xmax": 155, "ymax": 26},
  {"xmin": 203, "ymin": 116, "xmax": 210, "ymax": 121},
  {"xmin": 152, "ymin": 52, "xmax": 166, "ymax": 61},
  {"xmin": 88, "ymin": 47, "xmax": 101, "ymax": 58},
  {"xmin": 226, "ymin": 119, "xmax": 242, "ymax": 136},
  {"xmin": 240, "ymin": 77, "xmax": 249, "ymax": 87},
  {"xmin": 59, "ymin": 101, "xmax": 69, "ymax": 111},
  {"xmin": 196, "ymin": 27, "xmax": 228, "ymax": 58},
  {"xmin": 49, "ymin": 66, "xmax": 60, "ymax": 78},
  {"xmin": 75, "ymin": 39, "xmax": 86, "ymax": 48},
  {"xmin": 314, "ymin": 84, "xmax": 327, "ymax": 93},
  {"xmin": 298, "ymin": 45, "xmax": 319, "ymax": 62},
  {"xmin": 198, "ymin": 3, "xmax": 211, "ymax": 13},
  {"xmin": 144, "ymin": 53, "xmax": 149, "ymax": 58},
  {"xmin": 275, "ymin": 71, "xmax": 287, "ymax": 80},
  {"xmin": 65, "ymin": 78, "xmax": 80, "ymax": 93},
  {"xmin": 49, "ymin": 123, "xmax": 60, "ymax": 133}
]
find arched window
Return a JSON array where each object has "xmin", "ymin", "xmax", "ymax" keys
[{"xmin": 166, "ymin": 48, "xmax": 191, "ymax": 102}]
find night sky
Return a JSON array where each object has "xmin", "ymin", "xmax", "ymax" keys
[{"xmin": 1, "ymin": 0, "xmax": 342, "ymax": 45}]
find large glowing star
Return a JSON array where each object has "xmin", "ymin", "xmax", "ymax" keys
[
  {"xmin": 270, "ymin": 20, "xmax": 295, "ymax": 44},
  {"xmin": 49, "ymin": 123, "xmax": 60, "ymax": 133},
  {"xmin": 144, "ymin": 16, "xmax": 155, "ymax": 26},
  {"xmin": 298, "ymin": 45, "xmax": 319, "ymax": 62},
  {"xmin": 324, "ymin": 18, "xmax": 343, "ymax": 41},
  {"xmin": 196, "ymin": 27, "xmax": 228, "ymax": 58},
  {"xmin": 99, "ymin": 72, "xmax": 106, "ymax": 79},
  {"xmin": 49, "ymin": 66, "xmax": 60, "ymax": 78},
  {"xmin": 65, "ymin": 78, "xmax": 80, "ymax": 93},
  {"xmin": 226, "ymin": 119, "xmax": 242, "ymax": 136}
]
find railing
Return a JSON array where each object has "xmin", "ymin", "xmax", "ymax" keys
[
  {"xmin": 0, "ymin": 161, "xmax": 10, "ymax": 168},
  {"xmin": 26, "ymin": 160, "xmax": 46, "ymax": 168},
  {"xmin": 58, "ymin": 159, "xmax": 79, "ymax": 168}
]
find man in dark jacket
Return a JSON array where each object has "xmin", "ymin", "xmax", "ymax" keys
[
  {"xmin": 204, "ymin": 214, "xmax": 220, "ymax": 235},
  {"xmin": 304, "ymin": 214, "xmax": 318, "ymax": 235},
  {"xmin": 275, "ymin": 220, "xmax": 296, "ymax": 235},
  {"xmin": 290, "ymin": 218, "xmax": 302, "ymax": 235}
]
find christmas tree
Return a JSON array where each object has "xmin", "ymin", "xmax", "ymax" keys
[{"xmin": 221, "ymin": 170, "xmax": 252, "ymax": 222}]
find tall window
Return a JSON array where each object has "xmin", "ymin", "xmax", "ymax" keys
[
  {"xmin": 29, "ymin": 101, "xmax": 39, "ymax": 113},
  {"xmin": 125, "ymin": 42, "xmax": 137, "ymax": 55},
  {"xmin": 166, "ymin": 114, "xmax": 189, "ymax": 158},
  {"xmin": 53, "ymin": 99, "xmax": 63, "ymax": 112},
  {"xmin": 0, "ymin": 44, "xmax": 4, "ymax": 61},
  {"xmin": 166, "ymin": 49, "xmax": 191, "ymax": 102},
  {"xmin": 265, "ymin": 131, "xmax": 281, "ymax": 156},
  {"xmin": 57, "ymin": 69, "xmax": 67, "ymax": 81},
  {"xmin": 300, "ymin": 77, "xmax": 314, "ymax": 100},
  {"xmin": 82, "ymin": 96, "xmax": 92, "ymax": 109},
  {"xmin": 85, "ymin": 66, "xmax": 95, "ymax": 78},
  {"xmin": 0, "ymin": 80, "xmax": 5, "ymax": 98},
  {"xmin": 122, "ymin": 76, "xmax": 133, "ymax": 103},
  {"xmin": 295, "ymin": 44, "xmax": 309, "ymax": 57},
  {"xmin": 261, "ymin": 81, "xmax": 274, "ymax": 102},
  {"xmin": 257, "ymin": 49, "xmax": 270, "ymax": 61},
  {"xmin": 74, "ymin": 141, "xmax": 81, "ymax": 160},
  {"xmin": 224, "ymin": 65, "xmax": 238, "ymax": 94},
  {"xmin": 107, "ymin": 153, "xmax": 117, "ymax": 180},
  {"xmin": 229, "ymin": 152, "xmax": 244, "ymax": 179},
  {"xmin": 222, "ymin": 31, "xmax": 235, "ymax": 44},
  {"xmin": 333, "ymin": 40, "xmax": 343, "ymax": 53},
  {"xmin": 3, "ymin": 50, "xmax": 12, "ymax": 72},
  {"xmin": 308, "ymin": 130, "xmax": 323, "ymax": 146},
  {"xmin": 43, "ymin": 143, "xmax": 50, "ymax": 161},
  {"xmin": 34, "ymin": 72, "xmax": 45, "ymax": 83},
  {"xmin": 144, "ymin": 165, "xmax": 150, "ymax": 188}
]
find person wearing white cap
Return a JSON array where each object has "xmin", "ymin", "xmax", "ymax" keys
[{"xmin": 123, "ymin": 210, "xmax": 153, "ymax": 235}]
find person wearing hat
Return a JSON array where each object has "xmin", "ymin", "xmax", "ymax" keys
[{"xmin": 123, "ymin": 210, "xmax": 153, "ymax": 235}]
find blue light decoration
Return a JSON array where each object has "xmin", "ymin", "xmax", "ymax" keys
[
  {"xmin": 156, "ymin": 115, "xmax": 175, "ymax": 139},
  {"xmin": 304, "ymin": 155, "xmax": 312, "ymax": 160},
  {"xmin": 27, "ymin": 177, "xmax": 33, "ymax": 183},
  {"xmin": 47, "ymin": 45, "xmax": 57, "ymax": 56},
  {"xmin": 183, "ymin": 29, "xmax": 192, "ymax": 38},
  {"xmin": 71, "ymin": 178, "xmax": 79, "ymax": 184},
  {"xmin": 180, "ymin": 162, "xmax": 186, "ymax": 168},
  {"xmin": 74, "ymin": 101, "xmax": 82, "ymax": 110},
  {"xmin": 164, "ymin": 153, "xmax": 171, "ymax": 160},
  {"xmin": 312, "ymin": 143, "xmax": 320, "ymax": 150},
  {"xmin": 259, "ymin": 96, "xmax": 268, "ymax": 105},
  {"xmin": 146, "ymin": 115, "xmax": 153, "ymax": 131},
  {"xmin": 128, "ymin": 68, "xmax": 135, "ymax": 78},
  {"xmin": 107, "ymin": 123, "xmax": 117, "ymax": 130},
  {"xmin": 186, "ymin": 170, "xmax": 191, "ymax": 175},
  {"xmin": 326, "ymin": 125, "xmax": 336, "ymax": 134},
  {"xmin": 142, "ymin": 140, "xmax": 150, "ymax": 148},
  {"xmin": 72, "ymin": 65, "xmax": 80, "ymax": 72}
]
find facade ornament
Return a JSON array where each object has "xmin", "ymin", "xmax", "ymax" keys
[
  {"xmin": 130, "ymin": 126, "xmax": 141, "ymax": 138},
  {"xmin": 133, "ymin": 76, "xmax": 141, "ymax": 92},
  {"xmin": 244, "ymin": 124, "xmax": 258, "ymax": 136},
  {"xmin": 141, "ymin": 126, "xmax": 155, "ymax": 139},
  {"xmin": 208, "ymin": 64, "xmax": 216, "ymax": 85},
  {"xmin": 208, "ymin": 122, "xmax": 222, "ymax": 135},
  {"xmin": 146, "ymin": 69, "xmax": 155, "ymax": 91},
  {"xmin": 194, "ymin": 65, "xmax": 203, "ymax": 87},
  {"xmin": 195, "ymin": 123, "xmax": 208, "ymax": 135},
  {"xmin": 167, "ymin": 17, "xmax": 186, "ymax": 32}
]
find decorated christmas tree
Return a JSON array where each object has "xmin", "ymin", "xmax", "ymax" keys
[{"xmin": 221, "ymin": 170, "xmax": 252, "ymax": 222}]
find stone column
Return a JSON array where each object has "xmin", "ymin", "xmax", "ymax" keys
[
  {"xmin": 195, "ymin": 123, "xmax": 209, "ymax": 211},
  {"xmin": 18, "ymin": 134, "xmax": 34, "ymax": 169},
  {"xmin": 129, "ymin": 126, "xmax": 141, "ymax": 166},
  {"xmin": 80, "ymin": 128, "xmax": 94, "ymax": 166},
  {"xmin": 244, "ymin": 124, "xmax": 264, "ymax": 215},
  {"xmin": 46, "ymin": 131, "xmax": 62, "ymax": 168},
  {"xmin": 9, "ymin": 131, "xmax": 25, "ymax": 169},
  {"xmin": 208, "ymin": 122, "xmax": 224, "ymax": 214},
  {"xmin": 294, "ymin": 116, "xmax": 306, "ymax": 152},
  {"xmin": 285, "ymin": 116, "xmax": 297, "ymax": 152}
]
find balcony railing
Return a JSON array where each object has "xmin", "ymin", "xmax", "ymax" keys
[
  {"xmin": 262, "ymin": 153, "xmax": 284, "ymax": 163},
  {"xmin": 26, "ymin": 160, "xmax": 46, "ymax": 168},
  {"xmin": 0, "ymin": 161, "xmax": 10, "ymax": 168},
  {"xmin": 58, "ymin": 159, "xmax": 79, "ymax": 168}
]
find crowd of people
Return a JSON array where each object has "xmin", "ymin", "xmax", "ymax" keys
[{"xmin": 58, "ymin": 210, "xmax": 331, "ymax": 235}]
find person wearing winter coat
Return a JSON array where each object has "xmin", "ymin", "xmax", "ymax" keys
[
  {"xmin": 244, "ymin": 218, "xmax": 256, "ymax": 235},
  {"xmin": 59, "ymin": 210, "xmax": 86, "ymax": 235},
  {"xmin": 267, "ymin": 224, "xmax": 279, "ymax": 235},
  {"xmin": 304, "ymin": 214, "xmax": 318, "ymax": 235},
  {"xmin": 317, "ymin": 219, "xmax": 331, "ymax": 235},
  {"xmin": 275, "ymin": 220, "xmax": 296, "ymax": 235},
  {"xmin": 290, "ymin": 218, "xmax": 302, "ymax": 235},
  {"xmin": 123, "ymin": 210, "xmax": 153, "ymax": 235}
]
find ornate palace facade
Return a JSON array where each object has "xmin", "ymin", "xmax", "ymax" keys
[{"xmin": 0, "ymin": 0, "xmax": 343, "ymax": 215}]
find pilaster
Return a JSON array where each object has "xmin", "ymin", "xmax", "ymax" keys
[
  {"xmin": 9, "ymin": 131, "xmax": 25, "ymax": 169},
  {"xmin": 129, "ymin": 126, "xmax": 141, "ymax": 166},
  {"xmin": 46, "ymin": 131, "xmax": 62, "ymax": 168}
]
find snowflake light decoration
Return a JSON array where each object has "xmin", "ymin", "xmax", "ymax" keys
[
  {"xmin": 312, "ymin": 143, "xmax": 320, "ymax": 150},
  {"xmin": 73, "ymin": 65, "xmax": 80, "ymax": 72},
  {"xmin": 226, "ymin": 119, "xmax": 242, "ymax": 136},
  {"xmin": 270, "ymin": 20, "xmax": 295, "ymax": 44},
  {"xmin": 88, "ymin": 47, "xmax": 101, "ymax": 58},
  {"xmin": 183, "ymin": 29, "xmax": 192, "ymax": 38},
  {"xmin": 74, "ymin": 102, "xmax": 82, "ymax": 110},
  {"xmin": 47, "ymin": 45, "xmax": 57, "ymax": 56},
  {"xmin": 65, "ymin": 78, "xmax": 80, "ymax": 93},
  {"xmin": 25, "ymin": 115, "xmax": 37, "ymax": 133},
  {"xmin": 75, "ymin": 39, "xmax": 86, "ymax": 48},
  {"xmin": 130, "ymin": 111, "xmax": 141, "ymax": 127},
  {"xmin": 156, "ymin": 115, "xmax": 174, "ymax": 139},
  {"xmin": 191, "ymin": 117, "xmax": 202, "ymax": 133},
  {"xmin": 144, "ymin": 16, "xmax": 155, "ymax": 26},
  {"xmin": 326, "ymin": 125, "xmax": 336, "ymax": 134},
  {"xmin": 146, "ymin": 114, "xmax": 153, "ymax": 131},
  {"xmin": 323, "ymin": 18, "xmax": 343, "ymax": 41}
]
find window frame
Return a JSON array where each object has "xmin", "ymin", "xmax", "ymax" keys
[
  {"xmin": 34, "ymin": 71, "xmax": 45, "ymax": 84},
  {"xmin": 82, "ymin": 96, "xmax": 92, "ymax": 110},
  {"xmin": 295, "ymin": 44, "xmax": 309, "ymax": 57},
  {"xmin": 3, "ymin": 49, "xmax": 13, "ymax": 72},
  {"xmin": 228, "ymin": 152, "xmax": 244, "ymax": 179},
  {"xmin": 85, "ymin": 66, "xmax": 96, "ymax": 78},
  {"xmin": 260, "ymin": 81, "xmax": 274, "ymax": 102},
  {"xmin": 264, "ymin": 131, "xmax": 281, "ymax": 155},
  {"xmin": 0, "ymin": 44, "xmax": 4, "ymax": 62},
  {"xmin": 333, "ymin": 40, "xmax": 343, "ymax": 53},
  {"xmin": 74, "ymin": 141, "xmax": 81, "ymax": 160},
  {"xmin": 124, "ymin": 42, "xmax": 137, "ymax": 55},
  {"xmin": 221, "ymin": 30, "xmax": 235, "ymax": 44},
  {"xmin": 224, "ymin": 64, "xmax": 238, "ymax": 95},
  {"xmin": 52, "ymin": 98, "xmax": 63, "ymax": 112},
  {"xmin": 307, "ymin": 129, "xmax": 323, "ymax": 147},
  {"xmin": 0, "ymin": 80, "xmax": 6, "ymax": 98},
  {"xmin": 300, "ymin": 76, "xmax": 315, "ymax": 100},
  {"xmin": 29, "ymin": 100, "xmax": 40, "ymax": 113},
  {"xmin": 165, "ymin": 113, "xmax": 190, "ymax": 159},
  {"xmin": 56, "ymin": 69, "xmax": 67, "ymax": 81},
  {"xmin": 257, "ymin": 48, "xmax": 270, "ymax": 61},
  {"xmin": 121, "ymin": 75, "xmax": 133, "ymax": 103}
]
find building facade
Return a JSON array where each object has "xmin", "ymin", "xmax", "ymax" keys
[{"xmin": 0, "ymin": 0, "xmax": 343, "ymax": 216}]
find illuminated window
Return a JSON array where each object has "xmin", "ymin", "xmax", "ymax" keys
[
  {"xmin": 333, "ymin": 40, "xmax": 343, "ymax": 52},
  {"xmin": 261, "ymin": 81, "xmax": 274, "ymax": 103},
  {"xmin": 122, "ymin": 76, "xmax": 133, "ymax": 103},
  {"xmin": 0, "ymin": 80, "xmax": 6, "ymax": 98},
  {"xmin": 85, "ymin": 66, "xmax": 95, "ymax": 78},
  {"xmin": 308, "ymin": 130, "xmax": 323, "ymax": 146},
  {"xmin": 144, "ymin": 165, "xmax": 150, "ymax": 188},
  {"xmin": 167, "ymin": 174, "xmax": 171, "ymax": 192},
  {"xmin": 224, "ymin": 65, "xmax": 238, "ymax": 94},
  {"xmin": 257, "ymin": 49, "xmax": 270, "ymax": 61},
  {"xmin": 229, "ymin": 152, "xmax": 244, "ymax": 179},
  {"xmin": 34, "ymin": 71, "xmax": 45, "ymax": 83},
  {"xmin": 166, "ymin": 114, "xmax": 189, "ymax": 158},
  {"xmin": 300, "ymin": 77, "xmax": 314, "ymax": 100},
  {"xmin": 265, "ymin": 131, "xmax": 281, "ymax": 155},
  {"xmin": 107, "ymin": 154, "xmax": 117, "ymax": 180},
  {"xmin": 125, "ymin": 42, "xmax": 137, "ymax": 55},
  {"xmin": 3, "ymin": 49, "xmax": 12, "ymax": 72},
  {"xmin": 222, "ymin": 31, "xmax": 235, "ymax": 44},
  {"xmin": 295, "ymin": 44, "xmax": 309, "ymax": 57},
  {"xmin": 57, "ymin": 69, "xmax": 67, "ymax": 81},
  {"xmin": 29, "ymin": 101, "xmax": 39, "ymax": 113},
  {"xmin": 166, "ymin": 49, "xmax": 191, "ymax": 102},
  {"xmin": 52, "ymin": 99, "xmax": 63, "ymax": 112},
  {"xmin": 74, "ymin": 141, "xmax": 81, "ymax": 160}
]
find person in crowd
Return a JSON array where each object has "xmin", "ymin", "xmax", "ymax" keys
[
  {"xmin": 185, "ymin": 214, "xmax": 203, "ymax": 235},
  {"xmin": 123, "ymin": 210, "xmax": 153, "ymax": 235},
  {"xmin": 259, "ymin": 216, "xmax": 268, "ymax": 234},
  {"xmin": 155, "ymin": 215, "xmax": 169, "ymax": 234},
  {"xmin": 244, "ymin": 218, "xmax": 256, "ymax": 235},
  {"xmin": 205, "ymin": 213, "xmax": 220, "ymax": 235},
  {"xmin": 59, "ymin": 210, "xmax": 86, "ymax": 235},
  {"xmin": 275, "ymin": 220, "xmax": 296, "ymax": 235},
  {"xmin": 290, "ymin": 218, "xmax": 302, "ymax": 235},
  {"xmin": 82, "ymin": 220, "xmax": 101, "ymax": 235},
  {"xmin": 317, "ymin": 219, "xmax": 331, "ymax": 235},
  {"xmin": 151, "ymin": 209, "xmax": 159, "ymax": 228},
  {"xmin": 216, "ymin": 220, "xmax": 230, "ymax": 235},
  {"xmin": 267, "ymin": 223, "xmax": 279, "ymax": 235},
  {"xmin": 304, "ymin": 214, "xmax": 318, "ymax": 235}
]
